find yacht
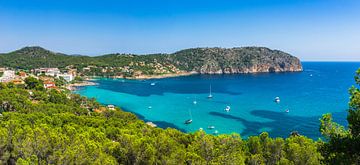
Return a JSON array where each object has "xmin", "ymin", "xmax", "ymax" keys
[
  {"xmin": 184, "ymin": 119, "xmax": 193, "ymax": 124},
  {"xmin": 185, "ymin": 109, "xmax": 193, "ymax": 124},
  {"xmin": 150, "ymin": 82, "xmax": 156, "ymax": 86},
  {"xmin": 224, "ymin": 106, "xmax": 231, "ymax": 112},
  {"xmin": 274, "ymin": 97, "xmax": 280, "ymax": 103}
]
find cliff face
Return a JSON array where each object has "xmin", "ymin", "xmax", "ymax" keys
[{"xmin": 168, "ymin": 47, "xmax": 302, "ymax": 74}]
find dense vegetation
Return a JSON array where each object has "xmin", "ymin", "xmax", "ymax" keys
[
  {"xmin": 0, "ymin": 46, "xmax": 302, "ymax": 77},
  {"xmin": 0, "ymin": 68, "xmax": 359, "ymax": 164}
]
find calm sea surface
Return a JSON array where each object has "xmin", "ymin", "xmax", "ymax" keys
[{"xmin": 75, "ymin": 62, "xmax": 360, "ymax": 139}]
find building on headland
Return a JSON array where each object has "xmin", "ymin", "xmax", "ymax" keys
[
  {"xmin": 34, "ymin": 67, "xmax": 76, "ymax": 82},
  {"xmin": 57, "ymin": 73, "xmax": 74, "ymax": 82},
  {"xmin": 107, "ymin": 105, "xmax": 115, "ymax": 110},
  {"xmin": 43, "ymin": 81, "xmax": 56, "ymax": 89},
  {"xmin": 35, "ymin": 68, "xmax": 60, "ymax": 77}
]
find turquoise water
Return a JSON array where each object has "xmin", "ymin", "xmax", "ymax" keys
[{"xmin": 75, "ymin": 62, "xmax": 360, "ymax": 139}]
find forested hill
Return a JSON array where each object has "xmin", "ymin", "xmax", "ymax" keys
[{"xmin": 0, "ymin": 46, "xmax": 302, "ymax": 76}]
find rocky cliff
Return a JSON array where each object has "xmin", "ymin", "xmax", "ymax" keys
[{"xmin": 166, "ymin": 47, "xmax": 302, "ymax": 74}]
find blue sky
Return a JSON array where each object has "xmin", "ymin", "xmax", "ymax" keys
[{"xmin": 0, "ymin": 0, "xmax": 359, "ymax": 61}]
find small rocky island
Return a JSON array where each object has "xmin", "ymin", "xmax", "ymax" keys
[{"xmin": 0, "ymin": 46, "xmax": 302, "ymax": 79}]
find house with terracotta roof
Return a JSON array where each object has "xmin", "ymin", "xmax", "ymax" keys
[
  {"xmin": 12, "ymin": 79, "xmax": 25, "ymax": 85},
  {"xmin": 19, "ymin": 71, "xmax": 27, "ymax": 78},
  {"xmin": 43, "ymin": 81, "xmax": 56, "ymax": 89}
]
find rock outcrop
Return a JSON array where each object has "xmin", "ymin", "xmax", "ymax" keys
[{"xmin": 167, "ymin": 47, "xmax": 302, "ymax": 74}]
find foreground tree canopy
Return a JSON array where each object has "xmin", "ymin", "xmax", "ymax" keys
[{"xmin": 0, "ymin": 69, "xmax": 359, "ymax": 164}]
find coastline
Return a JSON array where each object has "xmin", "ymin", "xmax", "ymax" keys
[
  {"xmin": 85, "ymin": 69, "xmax": 304, "ymax": 81},
  {"xmin": 67, "ymin": 81, "xmax": 98, "ymax": 90},
  {"xmin": 127, "ymin": 71, "xmax": 198, "ymax": 80}
]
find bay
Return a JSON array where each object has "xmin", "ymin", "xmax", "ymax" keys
[{"xmin": 75, "ymin": 62, "xmax": 360, "ymax": 139}]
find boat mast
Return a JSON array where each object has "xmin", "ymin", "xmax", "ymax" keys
[{"xmin": 189, "ymin": 109, "xmax": 192, "ymax": 120}]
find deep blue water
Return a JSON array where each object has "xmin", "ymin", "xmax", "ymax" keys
[{"xmin": 75, "ymin": 62, "xmax": 360, "ymax": 139}]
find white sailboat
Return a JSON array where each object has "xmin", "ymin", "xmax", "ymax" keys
[{"xmin": 207, "ymin": 84, "xmax": 213, "ymax": 99}]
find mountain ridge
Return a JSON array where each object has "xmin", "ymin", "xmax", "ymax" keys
[{"xmin": 0, "ymin": 46, "xmax": 303, "ymax": 77}]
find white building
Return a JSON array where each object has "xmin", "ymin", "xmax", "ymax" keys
[
  {"xmin": 57, "ymin": 73, "xmax": 74, "ymax": 82},
  {"xmin": 35, "ymin": 68, "xmax": 60, "ymax": 77}
]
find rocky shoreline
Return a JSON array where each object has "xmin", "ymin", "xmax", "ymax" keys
[
  {"xmin": 127, "ymin": 71, "xmax": 198, "ymax": 80},
  {"xmin": 67, "ymin": 81, "xmax": 98, "ymax": 90}
]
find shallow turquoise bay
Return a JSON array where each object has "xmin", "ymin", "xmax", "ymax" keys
[{"xmin": 75, "ymin": 62, "xmax": 360, "ymax": 139}]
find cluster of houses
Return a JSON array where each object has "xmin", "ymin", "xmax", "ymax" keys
[{"xmin": 0, "ymin": 67, "xmax": 77, "ymax": 89}]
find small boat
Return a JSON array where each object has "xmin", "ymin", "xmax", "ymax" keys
[
  {"xmin": 285, "ymin": 109, "xmax": 289, "ymax": 113},
  {"xmin": 310, "ymin": 74, "xmax": 313, "ymax": 77},
  {"xmin": 150, "ymin": 82, "xmax": 156, "ymax": 86},
  {"xmin": 208, "ymin": 126, "xmax": 215, "ymax": 129},
  {"xmin": 207, "ymin": 85, "xmax": 213, "ymax": 99},
  {"xmin": 148, "ymin": 106, "xmax": 152, "ymax": 109},
  {"xmin": 224, "ymin": 106, "xmax": 231, "ymax": 112},
  {"xmin": 184, "ymin": 119, "xmax": 193, "ymax": 124},
  {"xmin": 193, "ymin": 100, "xmax": 197, "ymax": 105},
  {"xmin": 199, "ymin": 127, "xmax": 203, "ymax": 131},
  {"xmin": 121, "ymin": 80, "xmax": 125, "ymax": 82},
  {"xmin": 214, "ymin": 130, "xmax": 219, "ymax": 134},
  {"xmin": 185, "ymin": 109, "xmax": 193, "ymax": 124},
  {"xmin": 274, "ymin": 97, "xmax": 280, "ymax": 103}
]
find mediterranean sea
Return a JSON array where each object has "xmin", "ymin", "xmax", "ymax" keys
[{"xmin": 75, "ymin": 62, "xmax": 360, "ymax": 139}]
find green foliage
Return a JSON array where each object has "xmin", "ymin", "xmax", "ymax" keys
[
  {"xmin": 24, "ymin": 76, "xmax": 43, "ymax": 90},
  {"xmin": 319, "ymin": 68, "xmax": 360, "ymax": 164},
  {"xmin": 54, "ymin": 76, "xmax": 67, "ymax": 87}
]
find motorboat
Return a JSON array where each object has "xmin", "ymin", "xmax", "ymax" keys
[
  {"xmin": 274, "ymin": 97, "xmax": 280, "ymax": 103},
  {"xmin": 208, "ymin": 126, "xmax": 215, "ymax": 129},
  {"xmin": 184, "ymin": 119, "xmax": 193, "ymax": 124}
]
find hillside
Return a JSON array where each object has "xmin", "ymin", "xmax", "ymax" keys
[{"xmin": 0, "ymin": 46, "xmax": 302, "ymax": 77}]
